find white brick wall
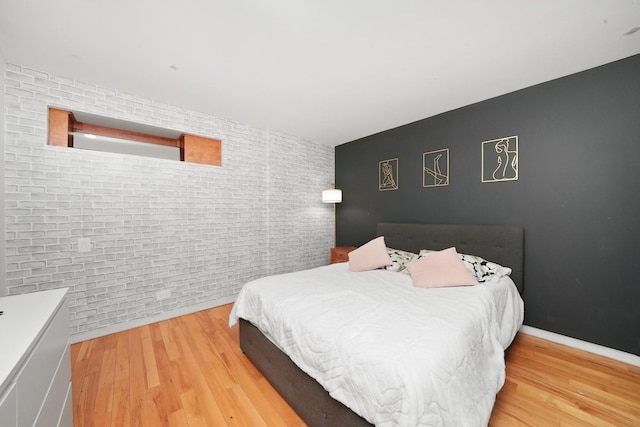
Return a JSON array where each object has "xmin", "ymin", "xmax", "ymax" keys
[
  {"xmin": 0, "ymin": 56, "xmax": 5, "ymax": 296},
  {"xmin": 3, "ymin": 63, "xmax": 335, "ymax": 338}
]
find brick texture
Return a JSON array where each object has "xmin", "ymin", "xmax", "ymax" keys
[{"xmin": 3, "ymin": 63, "xmax": 335, "ymax": 337}]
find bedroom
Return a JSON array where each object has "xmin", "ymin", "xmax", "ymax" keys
[{"xmin": 1, "ymin": 1, "xmax": 639, "ymax": 426}]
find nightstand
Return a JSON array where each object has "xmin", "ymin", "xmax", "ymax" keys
[{"xmin": 330, "ymin": 246, "xmax": 357, "ymax": 264}]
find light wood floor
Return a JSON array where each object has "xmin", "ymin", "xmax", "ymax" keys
[{"xmin": 71, "ymin": 303, "xmax": 640, "ymax": 426}]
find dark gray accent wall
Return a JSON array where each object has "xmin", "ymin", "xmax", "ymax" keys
[{"xmin": 335, "ymin": 54, "xmax": 640, "ymax": 356}]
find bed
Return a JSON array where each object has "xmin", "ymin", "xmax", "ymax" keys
[{"xmin": 230, "ymin": 223, "xmax": 524, "ymax": 426}]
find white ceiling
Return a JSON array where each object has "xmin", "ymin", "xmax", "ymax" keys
[{"xmin": 1, "ymin": 1, "xmax": 639, "ymax": 147}]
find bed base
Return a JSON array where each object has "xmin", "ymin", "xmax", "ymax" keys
[
  {"xmin": 239, "ymin": 222, "xmax": 524, "ymax": 426},
  {"xmin": 240, "ymin": 319, "xmax": 372, "ymax": 427}
]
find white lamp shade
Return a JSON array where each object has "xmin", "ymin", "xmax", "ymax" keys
[{"xmin": 322, "ymin": 188, "xmax": 342, "ymax": 203}]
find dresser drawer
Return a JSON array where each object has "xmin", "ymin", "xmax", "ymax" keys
[
  {"xmin": 17, "ymin": 294, "xmax": 69, "ymax": 427},
  {"xmin": 0, "ymin": 382, "xmax": 17, "ymax": 427},
  {"xmin": 34, "ymin": 342, "xmax": 71, "ymax": 427},
  {"xmin": 58, "ymin": 381, "xmax": 73, "ymax": 427},
  {"xmin": 0, "ymin": 289, "xmax": 71, "ymax": 427}
]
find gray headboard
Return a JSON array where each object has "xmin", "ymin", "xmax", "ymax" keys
[{"xmin": 377, "ymin": 223, "xmax": 524, "ymax": 293}]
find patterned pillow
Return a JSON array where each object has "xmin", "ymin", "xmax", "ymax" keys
[
  {"xmin": 418, "ymin": 249, "xmax": 511, "ymax": 282},
  {"xmin": 384, "ymin": 248, "xmax": 417, "ymax": 272}
]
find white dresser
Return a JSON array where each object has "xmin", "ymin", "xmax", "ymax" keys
[{"xmin": 0, "ymin": 288, "xmax": 72, "ymax": 427}]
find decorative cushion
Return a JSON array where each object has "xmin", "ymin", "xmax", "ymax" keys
[
  {"xmin": 459, "ymin": 253, "xmax": 512, "ymax": 282},
  {"xmin": 384, "ymin": 248, "xmax": 417, "ymax": 272},
  {"xmin": 406, "ymin": 247, "xmax": 478, "ymax": 288},
  {"xmin": 418, "ymin": 249, "xmax": 512, "ymax": 282},
  {"xmin": 348, "ymin": 236, "xmax": 393, "ymax": 272}
]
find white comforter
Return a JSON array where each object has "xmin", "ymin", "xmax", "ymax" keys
[{"xmin": 229, "ymin": 263, "xmax": 524, "ymax": 426}]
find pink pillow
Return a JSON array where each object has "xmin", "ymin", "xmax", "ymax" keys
[
  {"xmin": 348, "ymin": 236, "xmax": 393, "ymax": 272},
  {"xmin": 405, "ymin": 247, "xmax": 479, "ymax": 288}
]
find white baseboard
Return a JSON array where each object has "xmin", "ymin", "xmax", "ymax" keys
[
  {"xmin": 519, "ymin": 325, "xmax": 640, "ymax": 367},
  {"xmin": 70, "ymin": 295, "xmax": 237, "ymax": 344}
]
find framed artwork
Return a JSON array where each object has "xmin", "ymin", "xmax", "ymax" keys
[
  {"xmin": 482, "ymin": 136, "xmax": 518, "ymax": 183},
  {"xmin": 379, "ymin": 158, "xmax": 399, "ymax": 191},
  {"xmin": 423, "ymin": 148, "xmax": 449, "ymax": 187}
]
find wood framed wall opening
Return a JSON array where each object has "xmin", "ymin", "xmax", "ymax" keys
[{"xmin": 48, "ymin": 108, "xmax": 222, "ymax": 166}]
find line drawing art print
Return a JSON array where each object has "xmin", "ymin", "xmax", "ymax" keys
[
  {"xmin": 482, "ymin": 136, "xmax": 518, "ymax": 183},
  {"xmin": 423, "ymin": 148, "xmax": 449, "ymax": 187},
  {"xmin": 379, "ymin": 158, "xmax": 399, "ymax": 191}
]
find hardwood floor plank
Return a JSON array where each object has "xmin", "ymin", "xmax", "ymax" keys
[
  {"xmin": 567, "ymin": 378, "xmax": 640, "ymax": 420},
  {"xmin": 187, "ymin": 312, "xmax": 241, "ymax": 390},
  {"xmin": 75, "ymin": 336, "xmax": 108, "ymax": 427},
  {"xmin": 111, "ymin": 330, "xmax": 131, "ymax": 427},
  {"xmin": 166, "ymin": 318, "xmax": 195, "ymax": 395},
  {"xmin": 496, "ymin": 333, "xmax": 640, "ymax": 426},
  {"xmin": 78, "ymin": 375, "xmax": 99, "ymax": 427},
  {"xmin": 508, "ymin": 378, "xmax": 617, "ymax": 426},
  {"xmin": 177, "ymin": 321, "xmax": 250, "ymax": 426},
  {"xmin": 510, "ymin": 343, "xmax": 638, "ymax": 398},
  {"xmin": 490, "ymin": 379, "xmax": 563, "ymax": 426},
  {"xmin": 200, "ymin": 310, "xmax": 302, "ymax": 425},
  {"xmin": 128, "ymin": 326, "xmax": 154, "ymax": 427},
  {"xmin": 159, "ymin": 320, "xmax": 181, "ymax": 361},
  {"xmin": 94, "ymin": 345, "xmax": 116, "ymax": 425},
  {"xmin": 254, "ymin": 377, "xmax": 308, "ymax": 427},
  {"xmin": 488, "ymin": 410, "xmax": 530, "ymax": 427},
  {"xmin": 72, "ymin": 304, "xmax": 640, "ymax": 427},
  {"xmin": 150, "ymin": 322, "xmax": 185, "ymax": 419},
  {"xmin": 167, "ymin": 408, "xmax": 190, "ymax": 427},
  {"xmin": 170, "ymin": 317, "xmax": 232, "ymax": 426},
  {"xmin": 140, "ymin": 324, "xmax": 161, "ymax": 389},
  {"xmin": 179, "ymin": 389, "xmax": 210, "ymax": 427},
  {"xmin": 507, "ymin": 362, "xmax": 638, "ymax": 425},
  {"xmin": 227, "ymin": 384, "xmax": 269, "ymax": 427},
  {"xmin": 71, "ymin": 341, "xmax": 92, "ymax": 427}
]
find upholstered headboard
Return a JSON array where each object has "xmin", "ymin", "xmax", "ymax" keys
[{"xmin": 377, "ymin": 223, "xmax": 524, "ymax": 293}]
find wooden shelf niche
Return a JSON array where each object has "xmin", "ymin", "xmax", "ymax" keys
[{"xmin": 48, "ymin": 107, "xmax": 221, "ymax": 166}]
